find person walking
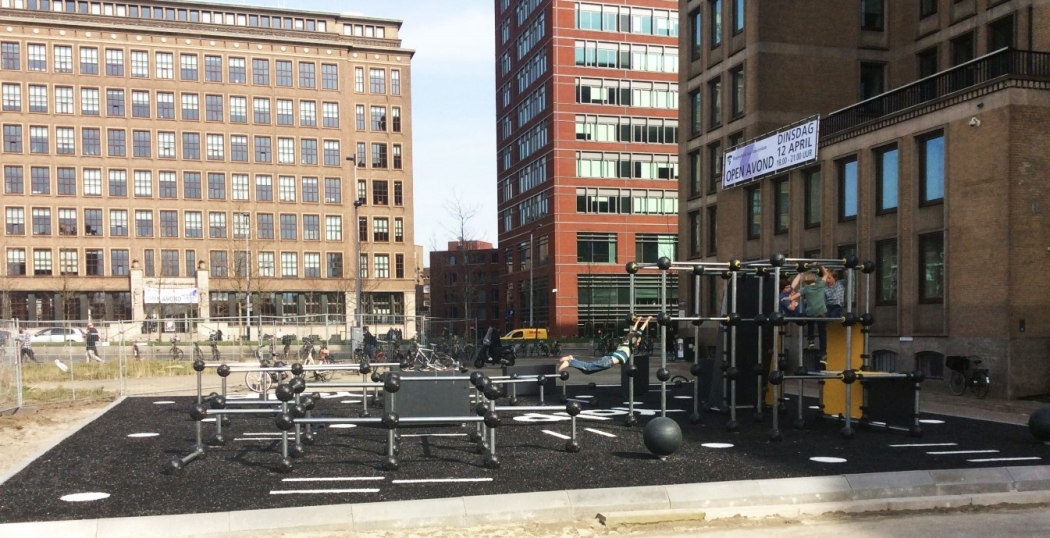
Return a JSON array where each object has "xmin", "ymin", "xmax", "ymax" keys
[
  {"xmin": 558, "ymin": 316, "xmax": 652, "ymax": 374},
  {"xmin": 363, "ymin": 326, "xmax": 377, "ymax": 360},
  {"xmin": 19, "ymin": 328, "xmax": 39, "ymax": 364},
  {"xmin": 85, "ymin": 323, "xmax": 103, "ymax": 363}
]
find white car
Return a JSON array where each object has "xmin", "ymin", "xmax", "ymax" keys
[{"xmin": 30, "ymin": 327, "xmax": 86, "ymax": 343}]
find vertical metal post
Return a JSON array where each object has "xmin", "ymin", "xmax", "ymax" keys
[
  {"xmin": 487, "ymin": 398, "xmax": 497, "ymax": 457},
  {"xmin": 659, "ymin": 268, "xmax": 667, "ymax": 418},
  {"xmin": 15, "ymin": 320, "xmax": 23, "ymax": 409},
  {"xmin": 628, "ymin": 271, "xmax": 636, "ymax": 421},
  {"xmin": 755, "ymin": 273, "xmax": 764, "ymax": 418},
  {"xmin": 692, "ymin": 273, "xmax": 700, "ymax": 419},
  {"xmin": 387, "ymin": 391, "xmax": 396, "ymax": 458},
  {"xmin": 771, "ymin": 267, "xmax": 781, "ymax": 436},
  {"xmin": 728, "ymin": 271, "xmax": 738, "ymax": 430}
]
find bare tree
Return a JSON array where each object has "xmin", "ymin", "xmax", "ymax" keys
[{"xmin": 442, "ymin": 191, "xmax": 482, "ymax": 337}]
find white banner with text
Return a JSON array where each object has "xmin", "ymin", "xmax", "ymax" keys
[{"xmin": 722, "ymin": 119, "xmax": 819, "ymax": 189}]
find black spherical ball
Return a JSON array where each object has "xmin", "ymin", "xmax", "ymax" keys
[
  {"xmin": 288, "ymin": 377, "xmax": 306, "ymax": 394},
  {"xmin": 359, "ymin": 360, "xmax": 372, "ymax": 375},
  {"xmin": 1029, "ymin": 407, "xmax": 1050, "ymax": 442},
  {"xmin": 625, "ymin": 364, "xmax": 638, "ymax": 378},
  {"xmin": 289, "ymin": 443, "xmax": 305, "ymax": 458},
  {"xmin": 691, "ymin": 264, "xmax": 705, "ymax": 276},
  {"xmin": 536, "ymin": 374, "xmax": 546, "ymax": 386},
  {"xmin": 625, "ymin": 261, "xmax": 639, "ymax": 275},
  {"xmin": 275, "ymin": 413, "xmax": 295, "ymax": 431},
  {"xmin": 274, "ymin": 383, "xmax": 294, "ymax": 402},
  {"xmin": 559, "ymin": 370, "xmax": 570, "ymax": 381},
  {"xmin": 290, "ymin": 363, "xmax": 304, "ymax": 376},
  {"xmin": 642, "ymin": 417, "xmax": 682, "ymax": 457},
  {"xmin": 382, "ymin": 455, "xmax": 399, "ymax": 471},
  {"xmin": 656, "ymin": 256, "xmax": 672, "ymax": 270},
  {"xmin": 276, "ymin": 457, "xmax": 294, "ymax": 473},
  {"xmin": 482, "ymin": 453, "xmax": 501, "ymax": 469},
  {"xmin": 207, "ymin": 432, "xmax": 228, "ymax": 447},
  {"xmin": 470, "ymin": 371, "xmax": 483, "ymax": 384},
  {"xmin": 565, "ymin": 401, "xmax": 582, "ymax": 416},
  {"xmin": 483, "ymin": 385, "xmax": 501, "ymax": 401},
  {"xmin": 301, "ymin": 432, "xmax": 316, "ymax": 446},
  {"xmin": 564, "ymin": 440, "xmax": 580, "ymax": 453},
  {"xmin": 209, "ymin": 395, "xmax": 226, "ymax": 409},
  {"xmin": 216, "ymin": 364, "xmax": 231, "ymax": 378},
  {"xmin": 475, "ymin": 440, "xmax": 489, "ymax": 454},
  {"xmin": 291, "ymin": 404, "xmax": 306, "ymax": 418},
  {"xmin": 189, "ymin": 403, "xmax": 208, "ymax": 421},
  {"xmin": 656, "ymin": 368, "xmax": 670, "ymax": 382},
  {"xmin": 192, "ymin": 359, "xmax": 206, "ymax": 372},
  {"xmin": 768, "ymin": 370, "xmax": 784, "ymax": 385},
  {"xmin": 383, "ymin": 374, "xmax": 402, "ymax": 394},
  {"xmin": 475, "ymin": 401, "xmax": 488, "ymax": 416},
  {"xmin": 381, "ymin": 412, "xmax": 400, "ymax": 429},
  {"xmin": 370, "ymin": 371, "xmax": 382, "ymax": 383},
  {"xmin": 689, "ymin": 363, "xmax": 702, "ymax": 377},
  {"xmin": 770, "ymin": 253, "xmax": 786, "ymax": 267},
  {"xmin": 162, "ymin": 457, "xmax": 183, "ymax": 474},
  {"xmin": 301, "ymin": 396, "xmax": 316, "ymax": 411},
  {"xmin": 483, "ymin": 411, "xmax": 501, "ymax": 428},
  {"xmin": 842, "ymin": 369, "xmax": 858, "ymax": 384},
  {"xmin": 466, "ymin": 429, "xmax": 482, "ymax": 443},
  {"xmin": 587, "ymin": 382, "xmax": 597, "ymax": 390}
]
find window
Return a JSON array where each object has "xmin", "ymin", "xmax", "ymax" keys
[
  {"xmin": 301, "ymin": 102, "xmax": 318, "ymax": 126},
  {"xmin": 255, "ymin": 136, "xmax": 271, "ymax": 162},
  {"xmin": 373, "ymin": 217, "xmax": 389, "ymax": 241},
  {"xmin": 161, "ymin": 250, "xmax": 179, "ymax": 277},
  {"xmin": 323, "ymin": 102, "xmax": 340, "ymax": 128},
  {"xmin": 920, "ymin": 0, "xmax": 937, "ymax": 19},
  {"xmin": 373, "ymin": 180, "xmax": 389, "ymax": 205},
  {"xmin": 746, "ymin": 185, "xmax": 761, "ymax": 239},
  {"xmin": 322, "ymin": 63, "xmax": 338, "ymax": 89},
  {"xmin": 111, "ymin": 249, "xmax": 129, "ymax": 276},
  {"xmin": 326, "ymin": 216, "xmax": 343, "ymax": 241},
  {"xmin": 278, "ymin": 138, "xmax": 295, "ymax": 164},
  {"xmin": 276, "ymin": 60, "xmax": 292, "ymax": 86},
  {"xmin": 861, "ymin": 0, "xmax": 884, "ymax": 31},
  {"xmin": 708, "ymin": 77, "xmax": 721, "ymax": 128},
  {"xmin": 29, "ymin": 85, "xmax": 47, "ymax": 113},
  {"xmin": 372, "ymin": 143, "xmax": 388, "ymax": 168},
  {"xmin": 299, "ymin": 62, "xmax": 316, "ymax": 88},
  {"xmin": 56, "ymin": 128, "xmax": 75, "ymax": 155},
  {"xmin": 732, "ymin": 0, "xmax": 744, "ymax": 33},
  {"xmin": 277, "ymin": 99, "xmax": 294, "ymax": 125},
  {"xmin": 3, "ymin": 125, "xmax": 21, "ymax": 152},
  {"xmin": 688, "ymin": 210, "xmax": 701, "ymax": 256},
  {"xmin": 153, "ymin": 92, "xmax": 174, "ymax": 119},
  {"xmin": 951, "ymin": 32, "xmax": 974, "ymax": 66},
  {"xmin": 706, "ymin": 206, "xmax": 717, "ymax": 256},
  {"xmin": 369, "ymin": 68, "xmax": 385, "ymax": 93},
  {"xmin": 256, "ymin": 175, "xmax": 273, "ymax": 201},
  {"xmin": 84, "ymin": 170, "xmax": 102, "ymax": 197},
  {"xmin": 7, "ymin": 248, "xmax": 26, "ymax": 276},
  {"xmin": 860, "ymin": 62, "xmax": 885, "ymax": 100},
  {"xmin": 154, "ymin": 131, "xmax": 173, "ymax": 158},
  {"xmin": 205, "ymin": 55, "xmax": 222, "ymax": 82},
  {"xmin": 370, "ymin": 106, "xmax": 386, "ymax": 131},
  {"xmin": 55, "ymin": 86, "xmax": 73, "ymax": 114},
  {"xmin": 252, "ymin": 58, "xmax": 270, "ymax": 85},
  {"xmin": 988, "ymin": 15, "xmax": 1015, "ymax": 51},
  {"xmin": 393, "ymin": 181, "xmax": 404, "ymax": 206},
  {"xmin": 84, "ymin": 208, "xmax": 102, "ymax": 235},
  {"xmin": 33, "ymin": 249, "xmax": 52, "ymax": 276},
  {"xmin": 919, "ymin": 132, "xmax": 945, "ymax": 204},
  {"xmin": 1, "ymin": 42, "xmax": 20, "ymax": 70},
  {"xmin": 302, "ymin": 177, "xmax": 319, "ymax": 202},
  {"xmin": 109, "ymin": 170, "xmax": 127, "ymax": 197},
  {"xmin": 135, "ymin": 210, "xmax": 153, "ymax": 237},
  {"xmin": 303, "ymin": 215, "xmax": 320, "ymax": 240},
  {"xmin": 356, "ymin": 104, "xmax": 366, "ymax": 130},
  {"xmin": 143, "ymin": 249, "xmax": 155, "ymax": 277},
  {"xmin": 160, "ymin": 211, "xmax": 178, "ymax": 237},
  {"xmin": 133, "ymin": 130, "xmax": 151, "ymax": 157},
  {"xmin": 303, "ymin": 252, "xmax": 321, "ymax": 278},
  {"xmin": 301, "ymin": 139, "xmax": 318, "ymax": 165},
  {"xmin": 875, "ymin": 145, "xmax": 899, "ymax": 213},
  {"xmin": 258, "ymin": 252, "xmax": 275, "ymax": 277},
  {"xmin": 107, "ymin": 129, "xmax": 126, "ymax": 156},
  {"xmin": 86, "ymin": 249, "xmax": 104, "ymax": 276},
  {"xmin": 31, "ymin": 166, "xmax": 49, "ymax": 194},
  {"xmin": 155, "ymin": 51, "xmax": 173, "ymax": 79},
  {"xmin": 354, "ymin": 66, "xmax": 364, "ymax": 92},
  {"xmin": 277, "ymin": 176, "xmax": 296, "ymax": 202},
  {"xmin": 106, "ymin": 89, "xmax": 126, "ymax": 117},
  {"xmin": 183, "ymin": 172, "xmax": 202, "ymax": 199},
  {"xmin": 229, "ymin": 57, "xmax": 246, "ymax": 83},
  {"xmin": 210, "ymin": 251, "xmax": 228, "ymax": 277},
  {"xmin": 132, "ymin": 91, "xmax": 150, "ymax": 118},
  {"xmin": 635, "ymin": 234, "xmax": 677, "ymax": 263},
  {"xmin": 802, "ymin": 168, "xmax": 818, "ymax": 226},
  {"xmin": 393, "ymin": 218, "xmax": 404, "ymax": 242},
  {"xmin": 919, "ymin": 232, "xmax": 944, "ymax": 303},
  {"xmin": 257, "ymin": 213, "xmax": 274, "ymax": 239},
  {"xmin": 106, "ymin": 49, "xmax": 125, "ymax": 76},
  {"xmin": 327, "ymin": 253, "xmax": 343, "ymax": 278},
  {"xmin": 325, "ymin": 178, "xmax": 342, "ymax": 204},
  {"xmin": 253, "ymin": 97, "xmax": 270, "ymax": 123},
  {"xmin": 875, "ymin": 239, "xmax": 897, "ymax": 305},
  {"xmin": 359, "ymin": 217, "xmax": 368, "ymax": 242},
  {"xmin": 710, "ymin": 0, "xmax": 722, "ymax": 47},
  {"xmin": 838, "ymin": 157, "xmax": 858, "ymax": 220},
  {"xmin": 232, "ymin": 174, "xmax": 249, "ymax": 201},
  {"xmin": 918, "ymin": 48, "xmax": 938, "ymax": 79},
  {"xmin": 228, "ymin": 135, "xmax": 247, "ymax": 163},
  {"xmin": 184, "ymin": 212, "xmax": 203, "ymax": 238},
  {"xmin": 59, "ymin": 249, "xmax": 78, "ymax": 276},
  {"xmin": 181, "ymin": 93, "xmax": 199, "ymax": 120},
  {"xmin": 26, "ymin": 126, "xmax": 47, "ymax": 154},
  {"xmin": 133, "ymin": 170, "xmax": 152, "ymax": 197},
  {"xmin": 706, "ymin": 142, "xmax": 722, "ymax": 193},
  {"xmin": 79, "ymin": 87, "xmax": 99, "ymax": 115},
  {"xmin": 208, "ymin": 173, "xmax": 226, "ymax": 200},
  {"xmin": 773, "ymin": 177, "xmax": 789, "ymax": 234},
  {"xmin": 280, "ymin": 214, "xmax": 297, "ymax": 240},
  {"xmin": 6, "ymin": 208, "xmax": 25, "ymax": 235},
  {"xmin": 131, "ymin": 50, "xmax": 149, "ymax": 77},
  {"xmin": 281, "ymin": 252, "xmax": 298, "ymax": 277},
  {"xmin": 689, "ymin": 90, "xmax": 702, "ymax": 135},
  {"xmin": 208, "ymin": 212, "xmax": 226, "ymax": 238},
  {"xmin": 357, "ymin": 142, "xmax": 366, "ymax": 168},
  {"xmin": 160, "ymin": 172, "xmax": 177, "ymax": 199},
  {"xmin": 322, "ymin": 140, "xmax": 341, "ymax": 166},
  {"xmin": 182, "ymin": 132, "xmax": 200, "ymax": 159},
  {"xmin": 2, "ymin": 83, "xmax": 21, "ymax": 112},
  {"xmin": 577, "ymin": 232, "xmax": 617, "ymax": 263},
  {"xmin": 730, "ymin": 65, "xmax": 744, "ymax": 117},
  {"xmin": 4, "ymin": 165, "xmax": 23, "ymax": 194}
]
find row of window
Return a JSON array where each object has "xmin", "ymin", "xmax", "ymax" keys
[
  {"xmin": 575, "ymin": 115, "xmax": 679, "ymax": 145},
  {"xmin": 1, "ymin": 127, "xmax": 402, "ymax": 168},
  {"xmin": 687, "ymin": 65, "xmax": 745, "ymax": 135},
  {"xmin": 574, "ymin": 41, "xmax": 678, "ymax": 74},
  {"xmin": 574, "ymin": 3, "xmax": 680, "ymax": 37},
  {"xmin": 576, "ymin": 152, "xmax": 679, "ymax": 181},
  {"xmin": 498, "ymin": 189, "xmax": 551, "ymax": 233},
  {"xmin": 576, "ymin": 78, "xmax": 678, "ymax": 109},
  {"xmin": 3, "ymin": 207, "xmax": 354, "ymax": 241},
  {"xmin": 0, "ymin": 1, "xmax": 334, "ymax": 34},
  {"xmin": 498, "ymin": 156, "xmax": 547, "ymax": 203},
  {"xmin": 574, "ymin": 232, "xmax": 679, "ymax": 264},
  {"xmin": 575, "ymin": 188, "xmax": 679, "ymax": 216},
  {"xmin": 688, "ymin": 0, "xmax": 746, "ymax": 59}
]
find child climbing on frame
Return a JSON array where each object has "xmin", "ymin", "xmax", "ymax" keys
[{"xmin": 558, "ymin": 316, "xmax": 653, "ymax": 374}]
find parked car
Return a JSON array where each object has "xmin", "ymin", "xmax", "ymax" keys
[{"xmin": 30, "ymin": 327, "xmax": 86, "ymax": 343}]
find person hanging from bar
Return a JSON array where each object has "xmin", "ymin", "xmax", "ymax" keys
[{"xmin": 558, "ymin": 316, "xmax": 653, "ymax": 374}]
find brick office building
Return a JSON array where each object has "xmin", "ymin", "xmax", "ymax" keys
[
  {"xmin": 0, "ymin": 1, "xmax": 417, "ymax": 337},
  {"xmin": 495, "ymin": 0, "xmax": 682, "ymax": 338},
  {"xmin": 680, "ymin": 0, "xmax": 1050, "ymax": 398},
  {"xmin": 429, "ymin": 241, "xmax": 501, "ymax": 338}
]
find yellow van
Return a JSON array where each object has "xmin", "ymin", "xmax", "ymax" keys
[{"xmin": 501, "ymin": 328, "xmax": 548, "ymax": 342}]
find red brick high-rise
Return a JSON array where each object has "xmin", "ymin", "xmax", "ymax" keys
[{"xmin": 495, "ymin": 0, "xmax": 681, "ymax": 338}]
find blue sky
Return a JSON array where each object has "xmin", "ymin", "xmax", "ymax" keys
[{"xmin": 218, "ymin": 0, "xmax": 499, "ymax": 258}]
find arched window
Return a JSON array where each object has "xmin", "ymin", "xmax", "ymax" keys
[
  {"xmin": 915, "ymin": 350, "xmax": 944, "ymax": 379},
  {"xmin": 872, "ymin": 349, "xmax": 899, "ymax": 372}
]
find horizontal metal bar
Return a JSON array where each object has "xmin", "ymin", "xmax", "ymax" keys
[
  {"xmin": 295, "ymin": 417, "xmax": 384, "ymax": 425},
  {"xmin": 206, "ymin": 408, "xmax": 281, "ymax": 415},
  {"xmin": 222, "ymin": 400, "xmax": 283, "ymax": 406},
  {"xmin": 303, "ymin": 382, "xmax": 383, "ymax": 388},
  {"xmin": 397, "ymin": 416, "xmax": 484, "ymax": 424},
  {"xmin": 493, "ymin": 406, "xmax": 568, "ymax": 412}
]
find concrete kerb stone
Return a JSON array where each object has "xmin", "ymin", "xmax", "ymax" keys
[
  {"xmin": 1007, "ymin": 464, "xmax": 1050, "ymax": 491},
  {"xmin": 228, "ymin": 504, "xmax": 354, "ymax": 534},
  {"xmin": 461, "ymin": 490, "xmax": 572, "ymax": 525},
  {"xmin": 756, "ymin": 475, "xmax": 853, "ymax": 505},
  {"xmin": 97, "ymin": 512, "xmax": 231, "ymax": 538},
  {"xmin": 350, "ymin": 496, "xmax": 467, "ymax": 531},
  {"xmin": 929, "ymin": 467, "xmax": 1015, "ymax": 496},
  {"xmin": 566, "ymin": 484, "xmax": 671, "ymax": 519},
  {"xmin": 664, "ymin": 480, "xmax": 764, "ymax": 509},
  {"xmin": 844, "ymin": 470, "xmax": 938, "ymax": 500},
  {"xmin": 0, "ymin": 519, "xmax": 98, "ymax": 538}
]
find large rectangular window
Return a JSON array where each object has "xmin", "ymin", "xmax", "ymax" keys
[
  {"xmin": 730, "ymin": 65, "xmax": 744, "ymax": 117},
  {"xmin": 707, "ymin": 142, "xmax": 721, "ymax": 193},
  {"xmin": 577, "ymin": 232, "xmax": 617, "ymax": 263},
  {"xmin": 919, "ymin": 132, "xmax": 945, "ymax": 204},
  {"xmin": 689, "ymin": 90, "xmax": 701, "ymax": 135},
  {"xmin": 988, "ymin": 15, "xmax": 1015, "ymax": 51},
  {"xmin": 875, "ymin": 239, "xmax": 897, "ymax": 305},
  {"xmin": 918, "ymin": 47, "xmax": 938, "ymax": 79},
  {"xmin": 860, "ymin": 62, "xmax": 885, "ymax": 100},
  {"xmin": 710, "ymin": 0, "xmax": 722, "ymax": 47},
  {"xmin": 732, "ymin": 0, "xmax": 744, "ymax": 33},
  {"xmin": 746, "ymin": 185, "xmax": 761, "ymax": 239},
  {"xmin": 706, "ymin": 206, "xmax": 717, "ymax": 256},
  {"xmin": 773, "ymin": 177, "xmax": 789, "ymax": 234},
  {"xmin": 876, "ymin": 145, "xmax": 898, "ymax": 213},
  {"xmin": 861, "ymin": 0, "xmax": 884, "ymax": 31},
  {"xmin": 635, "ymin": 234, "xmax": 677, "ymax": 263},
  {"xmin": 919, "ymin": 232, "xmax": 944, "ymax": 303},
  {"xmin": 708, "ymin": 77, "xmax": 721, "ymax": 128},
  {"xmin": 804, "ymin": 167, "xmax": 821, "ymax": 227},
  {"xmin": 690, "ymin": 8, "xmax": 702, "ymax": 59},
  {"xmin": 838, "ymin": 158, "xmax": 858, "ymax": 221},
  {"xmin": 951, "ymin": 32, "xmax": 974, "ymax": 66}
]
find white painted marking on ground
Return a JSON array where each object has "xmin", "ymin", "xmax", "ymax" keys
[
  {"xmin": 622, "ymin": 402, "xmax": 644, "ymax": 406},
  {"xmin": 234, "ymin": 437, "xmax": 282, "ymax": 442},
  {"xmin": 127, "ymin": 433, "xmax": 159, "ymax": 438},
  {"xmin": 574, "ymin": 395, "xmax": 594, "ymax": 399},
  {"xmin": 553, "ymin": 412, "xmax": 611, "ymax": 421},
  {"xmin": 810, "ymin": 457, "xmax": 847, "ymax": 463},
  {"xmin": 328, "ymin": 424, "xmax": 357, "ymax": 429},
  {"xmin": 282, "ymin": 477, "xmax": 385, "ymax": 482},
  {"xmin": 889, "ymin": 442, "xmax": 957, "ymax": 448},
  {"xmin": 61, "ymin": 492, "xmax": 110, "ymax": 502},
  {"xmin": 927, "ymin": 450, "xmax": 999, "ymax": 455},
  {"xmin": 226, "ymin": 394, "xmax": 278, "ymax": 401},
  {"xmin": 584, "ymin": 428, "xmax": 616, "ymax": 438},
  {"xmin": 400, "ymin": 433, "xmax": 468, "ymax": 438},
  {"xmin": 702, "ymin": 443, "xmax": 734, "ymax": 449},
  {"xmin": 919, "ymin": 419, "xmax": 945, "ymax": 424},
  {"xmin": 153, "ymin": 401, "xmax": 175, "ymax": 405},
  {"xmin": 673, "ymin": 396, "xmax": 693, "ymax": 399},
  {"xmin": 967, "ymin": 457, "xmax": 1042, "ymax": 463},
  {"xmin": 340, "ymin": 400, "xmax": 362, "ymax": 404},
  {"xmin": 392, "ymin": 478, "xmax": 494, "ymax": 484},
  {"xmin": 270, "ymin": 489, "xmax": 379, "ymax": 495},
  {"xmin": 870, "ymin": 421, "xmax": 887, "ymax": 427},
  {"xmin": 594, "ymin": 384, "xmax": 619, "ymax": 388},
  {"xmin": 808, "ymin": 406, "xmax": 821, "ymax": 410},
  {"xmin": 542, "ymin": 430, "xmax": 571, "ymax": 440},
  {"xmin": 201, "ymin": 418, "xmax": 216, "ymax": 423},
  {"xmin": 242, "ymin": 433, "xmax": 283, "ymax": 436}
]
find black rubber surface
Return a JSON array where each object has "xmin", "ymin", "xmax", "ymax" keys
[{"xmin": 0, "ymin": 383, "xmax": 1044, "ymax": 524}]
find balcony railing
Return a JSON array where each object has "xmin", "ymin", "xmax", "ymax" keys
[{"xmin": 822, "ymin": 48, "xmax": 1050, "ymax": 139}]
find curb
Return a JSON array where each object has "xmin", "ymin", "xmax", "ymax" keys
[{"xmin": 2, "ymin": 465, "xmax": 1049, "ymax": 537}]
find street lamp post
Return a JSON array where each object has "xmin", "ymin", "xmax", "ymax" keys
[
  {"xmin": 529, "ymin": 231, "xmax": 533, "ymax": 328},
  {"xmin": 347, "ymin": 156, "xmax": 362, "ymax": 329},
  {"xmin": 243, "ymin": 212, "xmax": 251, "ymax": 341}
]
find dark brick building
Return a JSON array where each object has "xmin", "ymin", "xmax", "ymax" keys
[{"xmin": 429, "ymin": 241, "xmax": 501, "ymax": 338}]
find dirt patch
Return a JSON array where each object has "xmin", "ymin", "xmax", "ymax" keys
[{"xmin": 0, "ymin": 400, "xmax": 112, "ymax": 477}]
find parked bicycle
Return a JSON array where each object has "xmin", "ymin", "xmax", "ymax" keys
[
  {"xmin": 401, "ymin": 344, "xmax": 455, "ymax": 371},
  {"xmin": 947, "ymin": 355, "xmax": 990, "ymax": 399},
  {"xmin": 169, "ymin": 337, "xmax": 184, "ymax": 361},
  {"xmin": 245, "ymin": 348, "xmax": 289, "ymax": 393}
]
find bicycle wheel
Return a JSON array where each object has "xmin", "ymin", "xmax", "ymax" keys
[
  {"xmin": 212, "ymin": 348, "xmax": 220, "ymax": 362},
  {"xmin": 975, "ymin": 373, "xmax": 990, "ymax": 399},
  {"xmin": 948, "ymin": 370, "xmax": 966, "ymax": 396},
  {"xmin": 245, "ymin": 371, "xmax": 271, "ymax": 393},
  {"xmin": 171, "ymin": 348, "xmax": 184, "ymax": 361},
  {"xmin": 433, "ymin": 353, "xmax": 455, "ymax": 371}
]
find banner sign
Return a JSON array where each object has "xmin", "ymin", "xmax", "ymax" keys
[
  {"xmin": 722, "ymin": 119, "xmax": 819, "ymax": 189},
  {"xmin": 144, "ymin": 287, "xmax": 199, "ymax": 304}
]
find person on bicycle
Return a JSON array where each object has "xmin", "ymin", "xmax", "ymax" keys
[
  {"xmin": 559, "ymin": 316, "xmax": 652, "ymax": 374},
  {"xmin": 319, "ymin": 344, "xmax": 330, "ymax": 363},
  {"xmin": 363, "ymin": 326, "xmax": 377, "ymax": 360},
  {"xmin": 85, "ymin": 323, "xmax": 102, "ymax": 363}
]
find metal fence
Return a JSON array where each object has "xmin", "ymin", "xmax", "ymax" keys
[{"xmin": 0, "ymin": 314, "xmax": 487, "ymax": 413}]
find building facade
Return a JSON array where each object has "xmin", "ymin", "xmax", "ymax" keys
[
  {"xmin": 0, "ymin": 0, "xmax": 417, "ymax": 336},
  {"xmin": 429, "ymin": 241, "xmax": 501, "ymax": 338},
  {"xmin": 680, "ymin": 0, "xmax": 1050, "ymax": 398},
  {"xmin": 495, "ymin": 0, "xmax": 682, "ymax": 338}
]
